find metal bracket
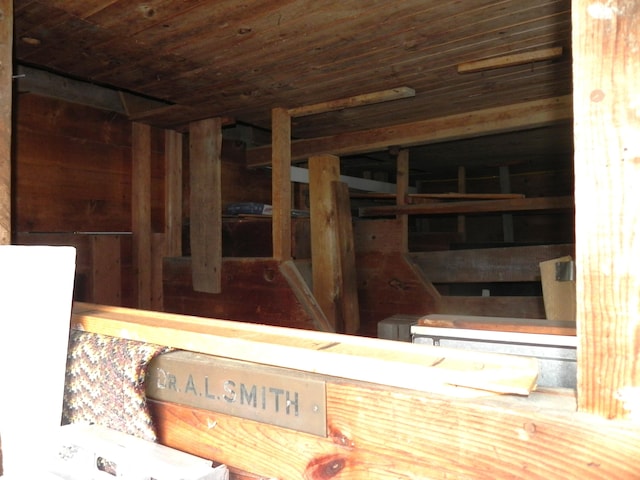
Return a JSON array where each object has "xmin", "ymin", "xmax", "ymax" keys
[{"xmin": 555, "ymin": 260, "xmax": 575, "ymax": 282}]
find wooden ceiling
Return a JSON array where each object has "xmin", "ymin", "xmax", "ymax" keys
[{"xmin": 14, "ymin": 0, "xmax": 574, "ymax": 177}]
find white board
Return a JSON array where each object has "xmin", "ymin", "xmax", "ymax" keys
[{"xmin": 0, "ymin": 245, "xmax": 76, "ymax": 476}]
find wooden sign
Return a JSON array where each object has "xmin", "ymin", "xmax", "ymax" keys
[{"xmin": 147, "ymin": 351, "xmax": 327, "ymax": 437}]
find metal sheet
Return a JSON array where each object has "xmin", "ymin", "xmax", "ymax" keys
[{"xmin": 146, "ymin": 351, "xmax": 327, "ymax": 437}]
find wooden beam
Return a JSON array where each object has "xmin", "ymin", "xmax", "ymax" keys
[
  {"xmin": 189, "ymin": 117, "xmax": 222, "ymax": 293},
  {"xmin": 71, "ymin": 303, "xmax": 640, "ymax": 479},
  {"xmin": 573, "ymin": 0, "xmax": 640, "ymax": 419},
  {"xmin": 418, "ymin": 314, "xmax": 576, "ymax": 336},
  {"xmin": 359, "ymin": 195, "xmax": 574, "ymax": 217},
  {"xmin": 287, "ymin": 87, "xmax": 415, "ymax": 118},
  {"xmin": 0, "ymin": 0, "xmax": 11, "ymax": 245},
  {"xmin": 396, "ymin": 149, "xmax": 409, "ymax": 253},
  {"xmin": 246, "ymin": 96, "xmax": 573, "ymax": 166},
  {"xmin": 91, "ymin": 235, "xmax": 121, "ymax": 305},
  {"xmin": 164, "ymin": 129, "xmax": 183, "ymax": 257},
  {"xmin": 333, "ymin": 181, "xmax": 360, "ymax": 335},
  {"xmin": 309, "ymin": 155, "xmax": 342, "ymax": 331},
  {"xmin": 457, "ymin": 47, "xmax": 564, "ymax": 73},
  {"xmin": 132, "ymin": 123, "xmax": 152, "ymax": 309},
  {"xmin": 271, "ymin": 107, "xmax": 291, "ymax": 260}
]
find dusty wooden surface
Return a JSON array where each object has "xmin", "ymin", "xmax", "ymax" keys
[
  {"xmin": 573, "ymin": 0, "xmax": 640, "ymax": 419},
  {"xmin": 0, "ymin": 0, "xmax": 11, "ymax": 245}
]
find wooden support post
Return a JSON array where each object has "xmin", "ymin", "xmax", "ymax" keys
[
  {"xmin": 164, "ymin": 129, "xmax": 183, "ymax": 257},
  {"xmin": 132, "ymin": 123, "xmax": 152, "ymax": 309},
  {"xmin": 309, "ymin": 155, "xmax": 342, "ymax": 331},
  {"xmin": 396, "ymin": 149, "xmax": 409, "ymax": 253},
  {"xmin": 457, "ymin": 166, "xmax": 466, "ymax": 242},
  {"xmin": 499, "ymin": 165, "xmax": 514, "ymax": 242},
  {"xmin": 271, "ymin": 107, "xmax": 291, "ymax": 260},
  {"xmin": 91, "ymin": 235, "xmax": 121, "ymax": 305},
  {"xmin": 189, "ymin": 117, "xmax": 222, "ymax": 294},
  {"xmin": 573, "ymin": 0, "xmax": 640, "ymax": 419},
  {"xmin": 0, "ymin": 0, "xmax": 12, "ymax": 245}
]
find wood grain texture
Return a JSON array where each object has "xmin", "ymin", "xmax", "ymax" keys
[
  {"xmin": 189, "ymin": 117, "xmax": 222, "ymax": 293},
  {"xmin": 271, "ymin": 107, "xmax": 291, "ymax": 260},
  {"xmin": 164, "ymin": 129, "xmax": 183, "ymax": 257},
  {"xmin": 132, "ymin": 122, "xmax": 152, "ymax": 309},
  {"xmin": 0, "ymin": 0, "xmax": 11, "ymax": 245},
  {"xmin": 148, "ymin": 377, "xmax": 640, "ymax": 479},
  {"xmin": 573, "ymin": 0, "xmax": 640, "ymax": 418}
]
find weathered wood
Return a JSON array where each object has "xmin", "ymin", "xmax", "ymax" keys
[
  {"xmin": 163, "ymin": 257, "xmax": 320, "ymax": 331},
  {"xmin": 353, "ymin": 218, "xmax": 407, "ymax": 253},
  {"xmin": 0, "ymin": 0, "xmax": 11, "ymax": 245},
  {"xmin": 164, "ymin": 129, "xmax": 183, "ymax": 257},
  {"xmin": 573, "ymin": 0, "xmax": 640, "ymax": 419},
  {"xmin": 411, "ymin": 244, "xmax": 575, "ymax": 283},
  {"xmin": 246, "ymin": 96, "xmax": 573, "ymax": 165},
  {"xmin": 189, "ymin": 117, "xmax": 222, "ymax": 293},
  {"xmin": 287, "ymin": 86, "xmax": 415, "ymax": 117},
  {"xmin": 309, "ymin": 155, "xmax": 342, "ymax": 331},
  {"xmin": 91, "ymin": 235, "xmax": 121, "ymax": 305},
  {"xmin": 418, "ymin": 313, "xmax": 576, "ymax": 336},
  {"xmin": 396, "ymin": 149, "xmax": 409, "ymax": 252},
  {"xmin": 333, "ymin": 181, "xmax": 360, "ymax": 334},
  {"xmin": 438, "ymin": 295, "xmax": 547, "ymax": 319},
  {"xmin": 359, "ymin": 195, "xmax": 574, "ymax": 217},
  {"xmin": 72, "ymin": 302, "xmax": 538, "ymax": 397},
  {"xmin": 132, "ymin": 122, "xmax": 152, "ymax": 309},
  {"xmin": 458, "ymin": 46, "xmax": 564, "ymax": 73},
  {"xmin": 278, "ymin": 260, "xmax": 333, "ymax": 332},
  {"xmin": 271, "ymin": 107, "xmax": 291, "ymax": 260},
  {"xmin": 350, "ymin": 192, "xmax": 525, "ymax": 200}
]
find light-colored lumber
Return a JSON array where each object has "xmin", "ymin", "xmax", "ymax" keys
[
  {"xmin": 287, "ymin": 86, "xmax": 415, "ymax": 117},
  {"xmin": 132, "ymin": 122, "xmax": 152, "ymax": 309},
  {"xmin": 573, "ymin": 0, "xmax": 640, "ymax": 419},
  {"xmin": 0, "ymin": 0, "xmax": 11, "ymax": 245},
  {"xmin": 164, "ymin": 129, "xmax": 183, "ymax": 257},
  {"xmin": 189, "ymin": 117, "xmax": 222, "ymax": 293},
  {"xmin": 271, "ymin": 107, "xmax": 291, "ymax": 260},
  {"xmin": 418, "ymin": 313, "xmax": 576, "ymax": 336},
  {"xmin": 309, "ymin": 155, "xmax": 342, "ymax": 331},
  {"xmin": 71, "ymin": 302, "xmax": 538, "ymax": 396},
  {"xmin": 458, "ymin": 46, "xmax": 564, "ymax": 73},
  {"xmin": 359, "ymin": 195, "xmax": 574, "ymax": 217},
  {"xmin": 333, "ymin": 181, "xmax": 360, "ymax": 334},
  {"xmin": 246, "ymin": 96, "xmax": 573, "ymax": 165}
]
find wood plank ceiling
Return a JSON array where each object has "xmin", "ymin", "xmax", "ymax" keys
[{"xmin": 13, "ymin": 0, "xmax": 573, "ymax": 179}]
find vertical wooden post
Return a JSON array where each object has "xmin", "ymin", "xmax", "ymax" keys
[
  {"xmin": 91, "ymin": 235, "xmax": 122, "ymax": 305},
  {"xmin": 132, "ymin": 122, "xmax": 152, "ymax": 309},
  {"xmin": 499, "ymin": 165, "xmax": 514, "ymax": 242},
  {"xmin": 0, "ymin": 0, "xmax": 12, "ymax": 245},
  {"xmin": 396, "ymin": 149, "xmax": 409, "ymax": 253},
  {"xmin": 457, "ymin": 166, "xmax": 466, "ymax": 241},
  {"xmin": 272, "ymin": 107, "xmax": 292, "ymax": 260},
  {"xmin": 165, "ymin": 129, "xmax": 183, "ymax": 257},
  {"xmin": 309, "ymin": 155, "xmax": 341, "ymax": 331},
  {"xmin": 189, "ymin": 117, "xmax": 222, "ymax": 294},
  {"xmin": 573, "ymin": 0, "xmax": 640, "ymax": 419}
]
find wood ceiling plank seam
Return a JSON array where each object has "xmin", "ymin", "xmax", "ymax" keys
[{"xmin": 44, "ymin": 0, "xmax": 120, "ymax": 19}]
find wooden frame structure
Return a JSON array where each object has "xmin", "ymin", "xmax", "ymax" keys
[{"xmin": 1, "ymin": 0, "xmax": 639, "ymax": 477}]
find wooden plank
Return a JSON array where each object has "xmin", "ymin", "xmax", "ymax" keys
[
  {"xmin": 0, "ymin": 0, "xmax": 11, "ymax": 245},
  {"xmin": 349, "ymin": 192, "xmax": 525, "ymax": 200},
  {"xmin": 132, "ymin": 122, "xmax": 152, "ymax": 309},
  {"xmin": 572, "ymin": 0, "xmax": 640, "ymax": 419},
  {"xmin": 458, "ymin": 46, "xmax": 564, "ymax": 73},
  {"xmin": 271, "ymin": 107, "xmax": 291, "ymax": 260},
  {"xmin": 278, "ymin": 260, "xmax": 333, "ymax": 332},
  {"xmin": 309, "ymin": 155, "xmax": 341, "ymax": 331},
  {"xmin": 396, "ymin": 149, "xmax": 409, "ymax": 252},
  {"xmin": 246, "ymin": 96, "xmax": 573, "ymax": 166},
  {"xmin": 149, "ymin": 380, "xmax": 640, "ymax": 480},
  {"xmin": 418, "ymin": 313, "xmax": 576, "ymax": 336},
  {"xmin": 359, "ymin": 195, "xmax": 574, "ymax": 217},
  {"xmin": 189, "ymin": 117, "xmax": 222, "ymax": 293},
  {"xmin": 71, "ymin": 302, "xmax": 538, "ymax": 397},
  {"xmin": 91, "ymin": 235, "xmax": 121, "ymax": 305},
  {"xmin": 500, "ymin": 165, "xmax": 515, "ymax": 242},
  {"xmin": 457, "ymin": 166, "xmax": 466, "ymax": 241},
  {"xmin": 438, "ymin": 295, "xmax": 547, "ymax": 319},
  {"xmin": 333, "ymin": 181, "xmax": 360, "ymax": 335},
  {"xmin": 164, "ymin": 129, "xmax": 183, "ymax": 257},
  {"xmin": 287, "ymin": 86, "xmax": 415, "ymax": 118},
  {"xmin": 411, "ymin": 244, "xmax": 575, "ymax": 283}
]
